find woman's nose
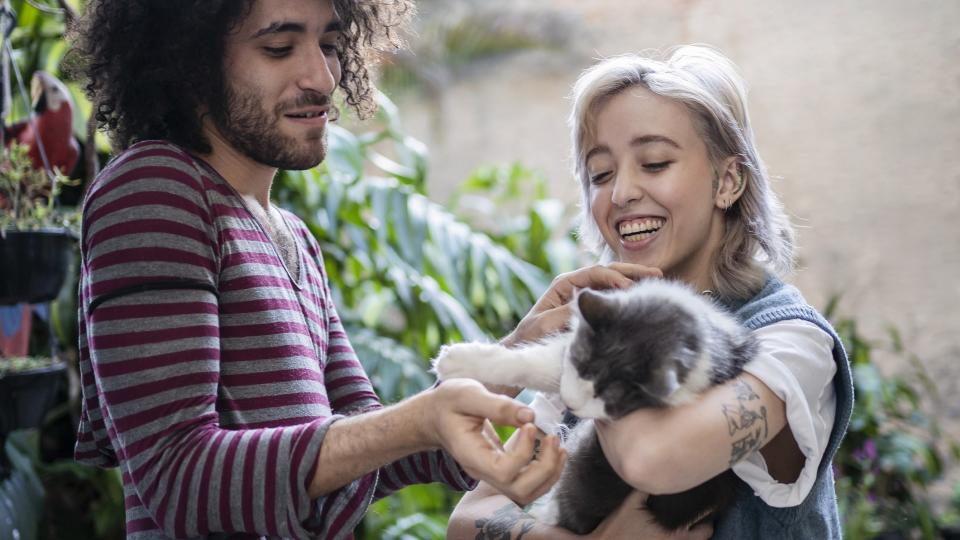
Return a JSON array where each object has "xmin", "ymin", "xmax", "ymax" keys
[{"xmin": 610, "ymin": 174, "xmax": 644, "ymax": 207}]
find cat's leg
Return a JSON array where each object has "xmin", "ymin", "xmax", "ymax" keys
[
  {"xmin": 432, "ymin": 336, "xmax": 567, "ymax": 392},
  {"xmin": 527, "ymin": 490, "xmax": 561, "ymax": 526},
  {"xmin": 553, "ymin": 422, "xmax": 634, "ymax": 535}
]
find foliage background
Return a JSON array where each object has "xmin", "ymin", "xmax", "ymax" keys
[{"xmin": 0, "ymin": 1, "xmax": 957, "ymax": 539}]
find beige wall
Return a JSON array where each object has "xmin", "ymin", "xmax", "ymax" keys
[{"xmin": 394, "ymin": 1, "xmax": 960, "ymax": 420}]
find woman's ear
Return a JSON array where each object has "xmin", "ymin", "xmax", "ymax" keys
[{"xmin": 714, "ymin": 156, "xmax": 745, "ymax": 210}]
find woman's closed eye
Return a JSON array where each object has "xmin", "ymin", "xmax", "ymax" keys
[
  {"xmin": 590, "ymin": 171, "xmax": 612, "ymax": 185},
  {"xmin": 643, "ymin": 160, "xmax": 673, "ymax": 172}
]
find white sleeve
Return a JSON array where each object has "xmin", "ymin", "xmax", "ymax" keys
[{"xmin": 731, "ymin": 319, "xmax": 837, "ymax": 508}]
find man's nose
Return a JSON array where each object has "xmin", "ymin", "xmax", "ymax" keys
[{"xmin": 298, "ymin": 50, "xmax": 338, "ymax": 95}]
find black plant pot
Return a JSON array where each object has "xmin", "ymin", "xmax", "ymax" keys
[
  {"xmin": 0, "ymin": 361, "xmax": 67, "ymax": 437},
  {"xmin": 0, "ymin": 229, "xmax": 76, "ymax": 304},
  {"xmin": 942, "ymin": 526, "xmax": 960, "ymax": 540}
]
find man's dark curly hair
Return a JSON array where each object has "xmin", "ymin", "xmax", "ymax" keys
[{"xmin": 69, "ymin": 0, "xmax": 412, "ymax": 152}]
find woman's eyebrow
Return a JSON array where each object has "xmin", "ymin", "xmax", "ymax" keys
[
  {"xmin": 630, "ymin": 134, "xmax": 682, "ymax": 150},
  {"xmin": 585, "ymin": 145, "xmax": 610, "ymax": 163}
]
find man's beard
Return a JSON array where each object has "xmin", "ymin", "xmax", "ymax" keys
[{"xmin": 210, "ymin": 82, "xmax": 329, "ymax": 171}]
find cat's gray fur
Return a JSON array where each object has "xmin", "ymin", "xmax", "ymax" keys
[{"xmin": 433, "ymin": 279, "xmax": 758, "ymax": 533}]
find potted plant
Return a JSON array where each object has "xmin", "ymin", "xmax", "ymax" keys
[
  {"xmin": 0, "ymin": 356, "xmax": 64, "ymax": 435},
  {"xmin": 0, "ymin": 142, "xmax": 76, "ymax": 441},
  {"xmin": 0, "ymin": 142, "xmax": 78, "ymax": 305}
]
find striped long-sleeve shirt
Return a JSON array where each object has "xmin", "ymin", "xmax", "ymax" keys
[{"xmin": 74, "ymin": 141, "xmax": 474, "ymax": 540}]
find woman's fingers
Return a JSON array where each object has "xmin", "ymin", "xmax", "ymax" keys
[
  {"xmin": 546, "ymin": 263, "xmax": 662, "ymax": 306},
  {"xmin": 605, "ymin": 262, "xmax": 663, "ymax": 281}
]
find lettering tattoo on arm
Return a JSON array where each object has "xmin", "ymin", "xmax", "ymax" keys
[
  {"xmin": 721, "ymin": 377, "xmax": 769, "ymax": 466},
  {"xmin": 475, "ymin": 503, "xmax": 536, "ymax": 540}
]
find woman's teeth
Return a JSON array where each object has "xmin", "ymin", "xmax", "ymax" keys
[{"xmin": 618, "ymin": 218, "xmax": 664, "ymax": 240}]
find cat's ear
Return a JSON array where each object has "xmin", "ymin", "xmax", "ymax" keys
[
  {"xmin": 640, "ymin": 364, "xmax": 681, "ymax": 399},
  {"xmin": 575, "ymin": 288, "xmax": 615, "ymax": 329}
]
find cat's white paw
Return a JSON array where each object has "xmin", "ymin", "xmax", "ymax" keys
[{"xmin": 432, "ymin": 342, "xmax": 497, "ymax": 382}]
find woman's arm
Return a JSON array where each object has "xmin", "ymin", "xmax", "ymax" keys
[
  {"xmin": 596, "ymin": 373, "xmax": 802, "ymax": 495},
  {"xmin": 449, "ymin": 481, "xmax": 713, "ymax": 540},
  {"xmin": 448, "ymin": 481, "xmax": 582, "ymax": 540},
  {"xmin": 448, "ymin": 427, "xmax": 713, "ymax": 540}
]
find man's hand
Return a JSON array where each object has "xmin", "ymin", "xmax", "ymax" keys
[
  {"xmin": 420, "ymin": 379, "xmax": 566, "ymax": 504},
  {"xmin": 503, "ymin": 263, "xmax": 661, "ymax": 347},
  {"xmin": 586, "ymin": 491, "xmax": 713, "ymax": 540}
]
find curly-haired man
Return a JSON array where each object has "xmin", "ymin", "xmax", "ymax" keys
[{"xmin": 69, "ymin": 1, "xmax": 565, "ymax": 538}]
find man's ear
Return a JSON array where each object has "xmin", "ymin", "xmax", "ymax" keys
[{"xmin": 714, "ymin": 156, "xmax": 746, "ymax": 210}]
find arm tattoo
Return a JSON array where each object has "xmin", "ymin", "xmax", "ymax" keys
[
  {"xmin": 474, "ymin": 503, "xmax": 537, "ymax": 540},
  {"xmin": 721, "ymin": 377, "xmax": 769, "ymax": 466}
]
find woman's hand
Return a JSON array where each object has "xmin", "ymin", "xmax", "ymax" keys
[
  {"xmin": 586, "ymin": 491, "xmax": 713, "ymax": 540},
  {"xmin": 503, "ymin": 263, "xmax": 662, "ymax": 347}
]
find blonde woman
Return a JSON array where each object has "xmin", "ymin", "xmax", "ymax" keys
[{"xmin": 448, "ymin": 45, "xmax": 852, "ymax": 539}]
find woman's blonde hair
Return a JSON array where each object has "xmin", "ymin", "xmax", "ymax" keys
[{"xmin": 569, "ymin": 45, "xmax": 794, "ymax": 300}]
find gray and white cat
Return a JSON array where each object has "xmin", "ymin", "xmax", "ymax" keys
[{"xmin": 433, "ymin": 279, "xmax": 758, "ymax": 533}]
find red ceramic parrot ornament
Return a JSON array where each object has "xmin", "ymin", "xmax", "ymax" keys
[{"xmin": 3, "ymin": 70, "xmax": 79, "ymax": 175}]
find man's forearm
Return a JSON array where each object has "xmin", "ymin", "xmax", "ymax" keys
[{"xmin": 308, "ymin": 391, "xmax": 433, "ymax": 498}]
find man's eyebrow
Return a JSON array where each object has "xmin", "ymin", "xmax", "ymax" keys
[
  {"xmin": 252, "ymin": 21, "xmax": 305, "ymax": 39},
  {"xmin": 251, "ymin": 19, "xmax": 343, "ymax": 39}
]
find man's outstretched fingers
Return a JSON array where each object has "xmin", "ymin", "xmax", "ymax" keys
[
  {"xmin": 480, "ymin": 419, "xmax": 504, "ymax": 450},
  {"xmin": 488, "ymin": 424, "xmax": 539, "ymax": 492},
  {"xmin": 531, "ymin": 439, "xmax": 567, "ymax": 501},
  {"xmin": 477, "ymin": 423, "xmax": 537, "ymax": 487},
  {"xmin": 460, "ymin": 386, "xmax": 535, "ymax": 428},
  {"xmin": 503, "ymin": 435, "xmax": 566, "ymax": 504}
]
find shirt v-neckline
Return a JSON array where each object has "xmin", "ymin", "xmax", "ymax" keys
[{"xmin": 193, "ymin": 157, "xmax": 305, "ymax": 290}]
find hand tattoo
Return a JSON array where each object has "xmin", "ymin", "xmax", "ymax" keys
[
  {"xmin": 475, "ymin": 503, "xmax": 536, "ymax": 540},
  {"xmin": 722, "ymin": 378, "xmax": 768, "ymax": 466}
]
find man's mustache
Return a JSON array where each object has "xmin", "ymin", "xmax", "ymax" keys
[{"xmin": 280, "ymin": 91, "xmax": 331, "ymax": 112}]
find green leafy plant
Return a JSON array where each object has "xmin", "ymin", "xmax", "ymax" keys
[
  {"xmin": 0, "ymin": 142, "xmax": 78, "ymax": 231},
  {"xmin": 449, "ymin": 161, "xmax": 582, "ymax": 277},
  {"xmin": 276, "ymin": 94, "xmax": 554, "ymax": 404},
  {"xmin": 0, "ymin": 355, "xmax": 59, "ymax": 376},
  {"xmin": 829, "ymin": 298, "xmax": 960, "ymax": 539},
  {"xmin": 275, "ymin": 95, "xmax": 571, "ymax": 538}
]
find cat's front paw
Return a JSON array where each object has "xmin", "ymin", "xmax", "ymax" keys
[{"xmin": 432, "ymin": 342, "xmax": 497, "ymax": 382}]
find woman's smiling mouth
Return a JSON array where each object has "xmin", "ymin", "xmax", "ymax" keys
[{"xmin": 617, "ymin": 216, "xmax": 665, "ymax": 244}]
